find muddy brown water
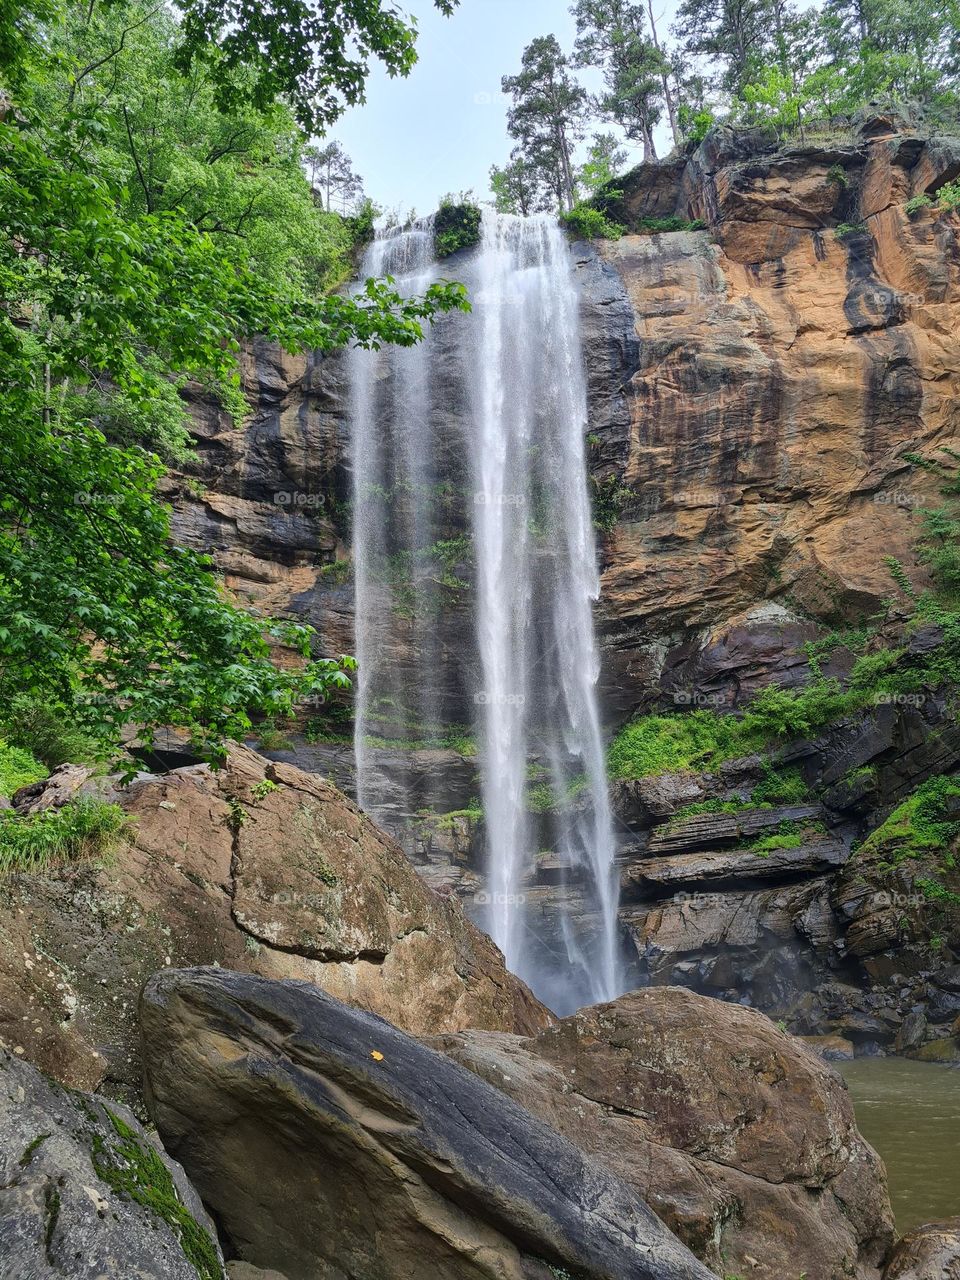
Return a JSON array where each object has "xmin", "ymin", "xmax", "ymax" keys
[{"xmin": 840, "ymin": 1058, "xmax": 960, "ymax": 1231}]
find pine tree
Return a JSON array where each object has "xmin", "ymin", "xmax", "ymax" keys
[{"xmin": 501, "ymin": 35, "xmax": 589, "ymax": 211}]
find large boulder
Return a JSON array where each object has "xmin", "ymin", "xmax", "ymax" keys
[
  {"xmin": 0, "ymin": 746, "xmax": 548, "ymax": 1101},
  {"xmin": 140, "ymin": 967, "xmax": 715, "ymax": 1280},
  {"xmin": 0, "ymin": 1047, "xmax": 225, "ymax": 1279},
  {"xmin": 883, "ymin": 1218, "xmax": 960, "ymax": 1278},
  {"xmin": 434, "ymin": 988, "xmax": 896, "ymax": 1279}
]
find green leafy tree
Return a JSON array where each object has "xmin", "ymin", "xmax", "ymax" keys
[
  {"xmin": 489, "ymin": 153, "xmax": 553, "ymax": 215},
  {"xmin": 673, "ymin": 0, "xmax": 776, "ymax": 98},
  {"xmin": 0, "ymin": 0, "xmax": 469, "ymax": 761},
  {"xmin": 571, "ymin": 0, "xmax": 676, "ymax": 158},
  {"xmin": 501, "ymin": 35, "xmax": 589, "ymax": 212},
  {"xmin": 577, "ymin": 131, "xmax": 628, "ymax": 195},
  {"xmin": 170, "ymin": 0, "xmax": 461, "ymax": 135},
  {"xmin": 304, "ymin": 140, "xmax": 364, "ymax": 214}
]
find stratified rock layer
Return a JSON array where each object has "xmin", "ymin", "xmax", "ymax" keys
[{"xmin": 140, "ymin": 967, "xmax": 715, "ymax": 1280}]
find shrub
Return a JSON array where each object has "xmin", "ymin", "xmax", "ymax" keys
[
  {"xmin": 434, "ymin": 197, "xmax": 482, "ymax": 257},
  {"xmin": 835, "ymin": 221, "xmax": 867, "ymax": 238},
  {"xmin": 751, "ymin": 765, "xmax": 810, "ymax": 805},
  {"xmin": 1, "ymin": 694, "xmax": 99, "ymax": 769},
  {"xmin": 904, "ymin": 193, "xmax": 933, "ymax": 216},
  {"xmin": 0, "ymin": 797, "xmax": 128, "ymax": 875},
  {"xmin": 827, "ymin": 163, "xmax": 849, "ymax": 187},
  {"xmin": 0, "ymin": 740, "xmax": 46, "ymax": 798},
  {"xmin": 591, "ymin": 473, "xmax": 633, "ymax": 533},
  {"xmin": 635, "ymin": 215, "xmax": 706, "ymax": 234},
  {"xmin": 560, "ymin": 204, "xmax": 625, "ymax": 240},
  {"xmin": 938, "ymin": 180, "xmax": 960, "ymax": 211}
]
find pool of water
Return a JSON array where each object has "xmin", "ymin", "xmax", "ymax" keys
[{"xmin": 840, "ymin": 1058, "xmax": 960, "ymax": 1231}]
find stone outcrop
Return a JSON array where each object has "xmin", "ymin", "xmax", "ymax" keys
[
  {"xmin": 0, "ymin": 1047, "xmax": 225, "ymax": 1279},
  {"xmin": 140, "ymin": 967, "xmax": 715, "ymax": 1280},
  {"xmin": 0, "ymin": 746, "xmax": 548, "ymax": 1100},
  {"xmin": 432, "ymin": 986, "xmax": 895, "ymax": 1279},
  {"xmin": 882, "ymin": 1218, "xmax": 960, "ymax": 1279}
]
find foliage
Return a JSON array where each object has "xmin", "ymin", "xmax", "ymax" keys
[
  {"xmin": 835, "ymin": 221, "xmax": 868, "ymax": 238},
  {"xmin": 905, "ymin": 193, "xmax": 934, "ymax": 215},
  {"xmin": 0, "ymin": 695, "xmax": 99, "ymax": 768},
  {"xmin": 489, "ymin": 154, "xmax": 553, "ymax": 216},
  {"xmin": 434, "ymin": 196, "xmax": 482, "ymax": 257},
  {"xmin": 501, "ymin": 34, "xmax": 589, "ymax": 212},
  {"xmin": 939, "ymin": 179, "xmax": 960, "ymax": 211},
  {"xmin": 577, "ymin": 132, "xmax": 628, "ymax": 196},
  {"xmin": 636, "ymin": 215, "xmax": 706, "ymax": 233},
  {"xmin": 751, "ymin": 765, "xmax": 810, "ymax": 805},
  {"xmin": 859, "ymin": 775, "xmax": 960, "ymax": 864},
  {"xmin": 560, "ymin": 203, "xmax": 625, "ymax": 240},
  {"xmin": 170, "ymin": 0, "xmax": 461, "ymax": 136},
  {"xmin": 0, "ymin": 739, "xmax": 46, "ymax": 797},
  {"xmin": 0, "ymin": 0, "xmax": 469, "ymax": 763},
  {"xmin": 0, "ymin": 797, "xmax": 128, "ymax": 875},
  {"xmin": 680, "ymin": 106, "xmax": 716, "ymax": 143},
  {"xmin": 590, "ymin": 473, "xmax": 633, "ymax": 532}
]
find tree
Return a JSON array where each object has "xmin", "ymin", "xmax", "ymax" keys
[
  {"xmin": 489, "ymin": 153, "xmax": 552, "ymax": 215},
  {"xmin": 171, "ymin": 0, "xmax": 461, "ymax": 135},
  {"xmin": 673, "ymin": 0, "xmax": 775, "ymax": 98},
  {"xmin": 0, "ymin": 0, "xmax": 469, "ymax": 760},
  {"xmin": 577, "ymin": 132, "xmax": 628, "ymax": 195},
  {"xmin": 571, "ymin": 0, "xmax": 678, "ymax": 157},
  {"xmin": 501, "ymin": 35, "xmax": 589, "ymax": 212},
  {"xmin": 304, "ymin": 141, "xmax": 364, "ymax": 213}
]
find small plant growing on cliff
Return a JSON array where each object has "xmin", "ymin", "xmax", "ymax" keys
[
  {"xmin": 938, "ymin": 180, "xmax": 960, "ymax": 211},
  {"xmin": 904, "ymin": 193, "xmax": 933, "ymax": 216},
  {"xmin": 251, "ymin": 779, "xmax": 278, "ymax": 801},
  {"xmin": 827, "ymin": 163, "xmax": 848, "ymax": 187},
  {"xmin": 91, "ymin": 1108, "xmax": 222, "ymax": 1280},
  {"xmin": 560, "ymin": 204, "xmax": 625, "ymax": 240},
  {"xmin": 590, "ymin": 473, "xmax": 633, "ymax": 534},
  {"xmin": 835, "ymin": 221, "xmax": 867, "ymax": 239},
  {"xmin": 434, "ymin": 196, "xmax": 482, "ymax": 257},
  {"xmin": 0, "ymin": 798, "xmax": 128, "ymax": 875}
]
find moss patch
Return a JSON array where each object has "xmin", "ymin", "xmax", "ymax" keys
[{"xmin": 91, "ymin": 1107, "xmax": 221, "ymax": 1280}]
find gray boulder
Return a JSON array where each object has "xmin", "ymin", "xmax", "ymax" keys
[
  {"xmin": 0, "ymin": 1047, "xmax": 224, "ymax": 1279},
  {"xmin": 140, "ymin": 967, "xmax": 716, "ymax": 1280}
]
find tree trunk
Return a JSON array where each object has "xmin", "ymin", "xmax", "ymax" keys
[{"xmin": 646, "ymin": 0, "xmax": 681, "ymax": 148}]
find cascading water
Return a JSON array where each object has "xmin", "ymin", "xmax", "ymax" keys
[{"xmin": 349, "ymin": 209, "xmax": 623, "ymax": 1013}]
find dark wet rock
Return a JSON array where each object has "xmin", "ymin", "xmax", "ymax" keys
[
  {"xmin": 140, "ymin": 967, "xmax": 715, "ymax": 1280},
  {"xmin": 0, "ymin": 1047, "xmax": 224, "ymax": 1280},
  {"xmin": 623, "ymin": 836, "xmax": 847, "ymax": 897},
  {"xmin": 645, "ymin": 803, "xmax": 825, "ymax": 855}
]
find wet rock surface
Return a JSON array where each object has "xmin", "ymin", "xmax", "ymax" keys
[
  {"xmin": 0, "ymin": 1048, "xmax": 224, "ymax": 1279},
  {"xmin": 882, "ymin": 1217, "xmax": 960, "ymax": 1279},
  {"xmin": 140, "ymin": 967, "xmax": 715, "ymax": 1280}
]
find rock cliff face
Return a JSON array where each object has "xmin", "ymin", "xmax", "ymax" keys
[{"xmin": 166, "ymin": 115, "xmax": 960, "ymax": 1043}]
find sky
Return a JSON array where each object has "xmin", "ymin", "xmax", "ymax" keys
[{"xmin": 333, "ymin": 0, "xmax": 674, "ymax": 218}]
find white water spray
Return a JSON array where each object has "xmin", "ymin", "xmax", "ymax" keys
[{"xmin": 349, "ymin": 210, "xmax": 623, "ymax": 1011}]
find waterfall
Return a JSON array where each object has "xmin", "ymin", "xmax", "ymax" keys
[{"xmin": 349, "ymin": 210, "xmax": 623, "ymax": 1013}]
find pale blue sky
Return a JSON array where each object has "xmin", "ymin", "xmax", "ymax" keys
[{"xmin": 333, "ymin": 0, "xmax": 675, "ymax": 217}]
